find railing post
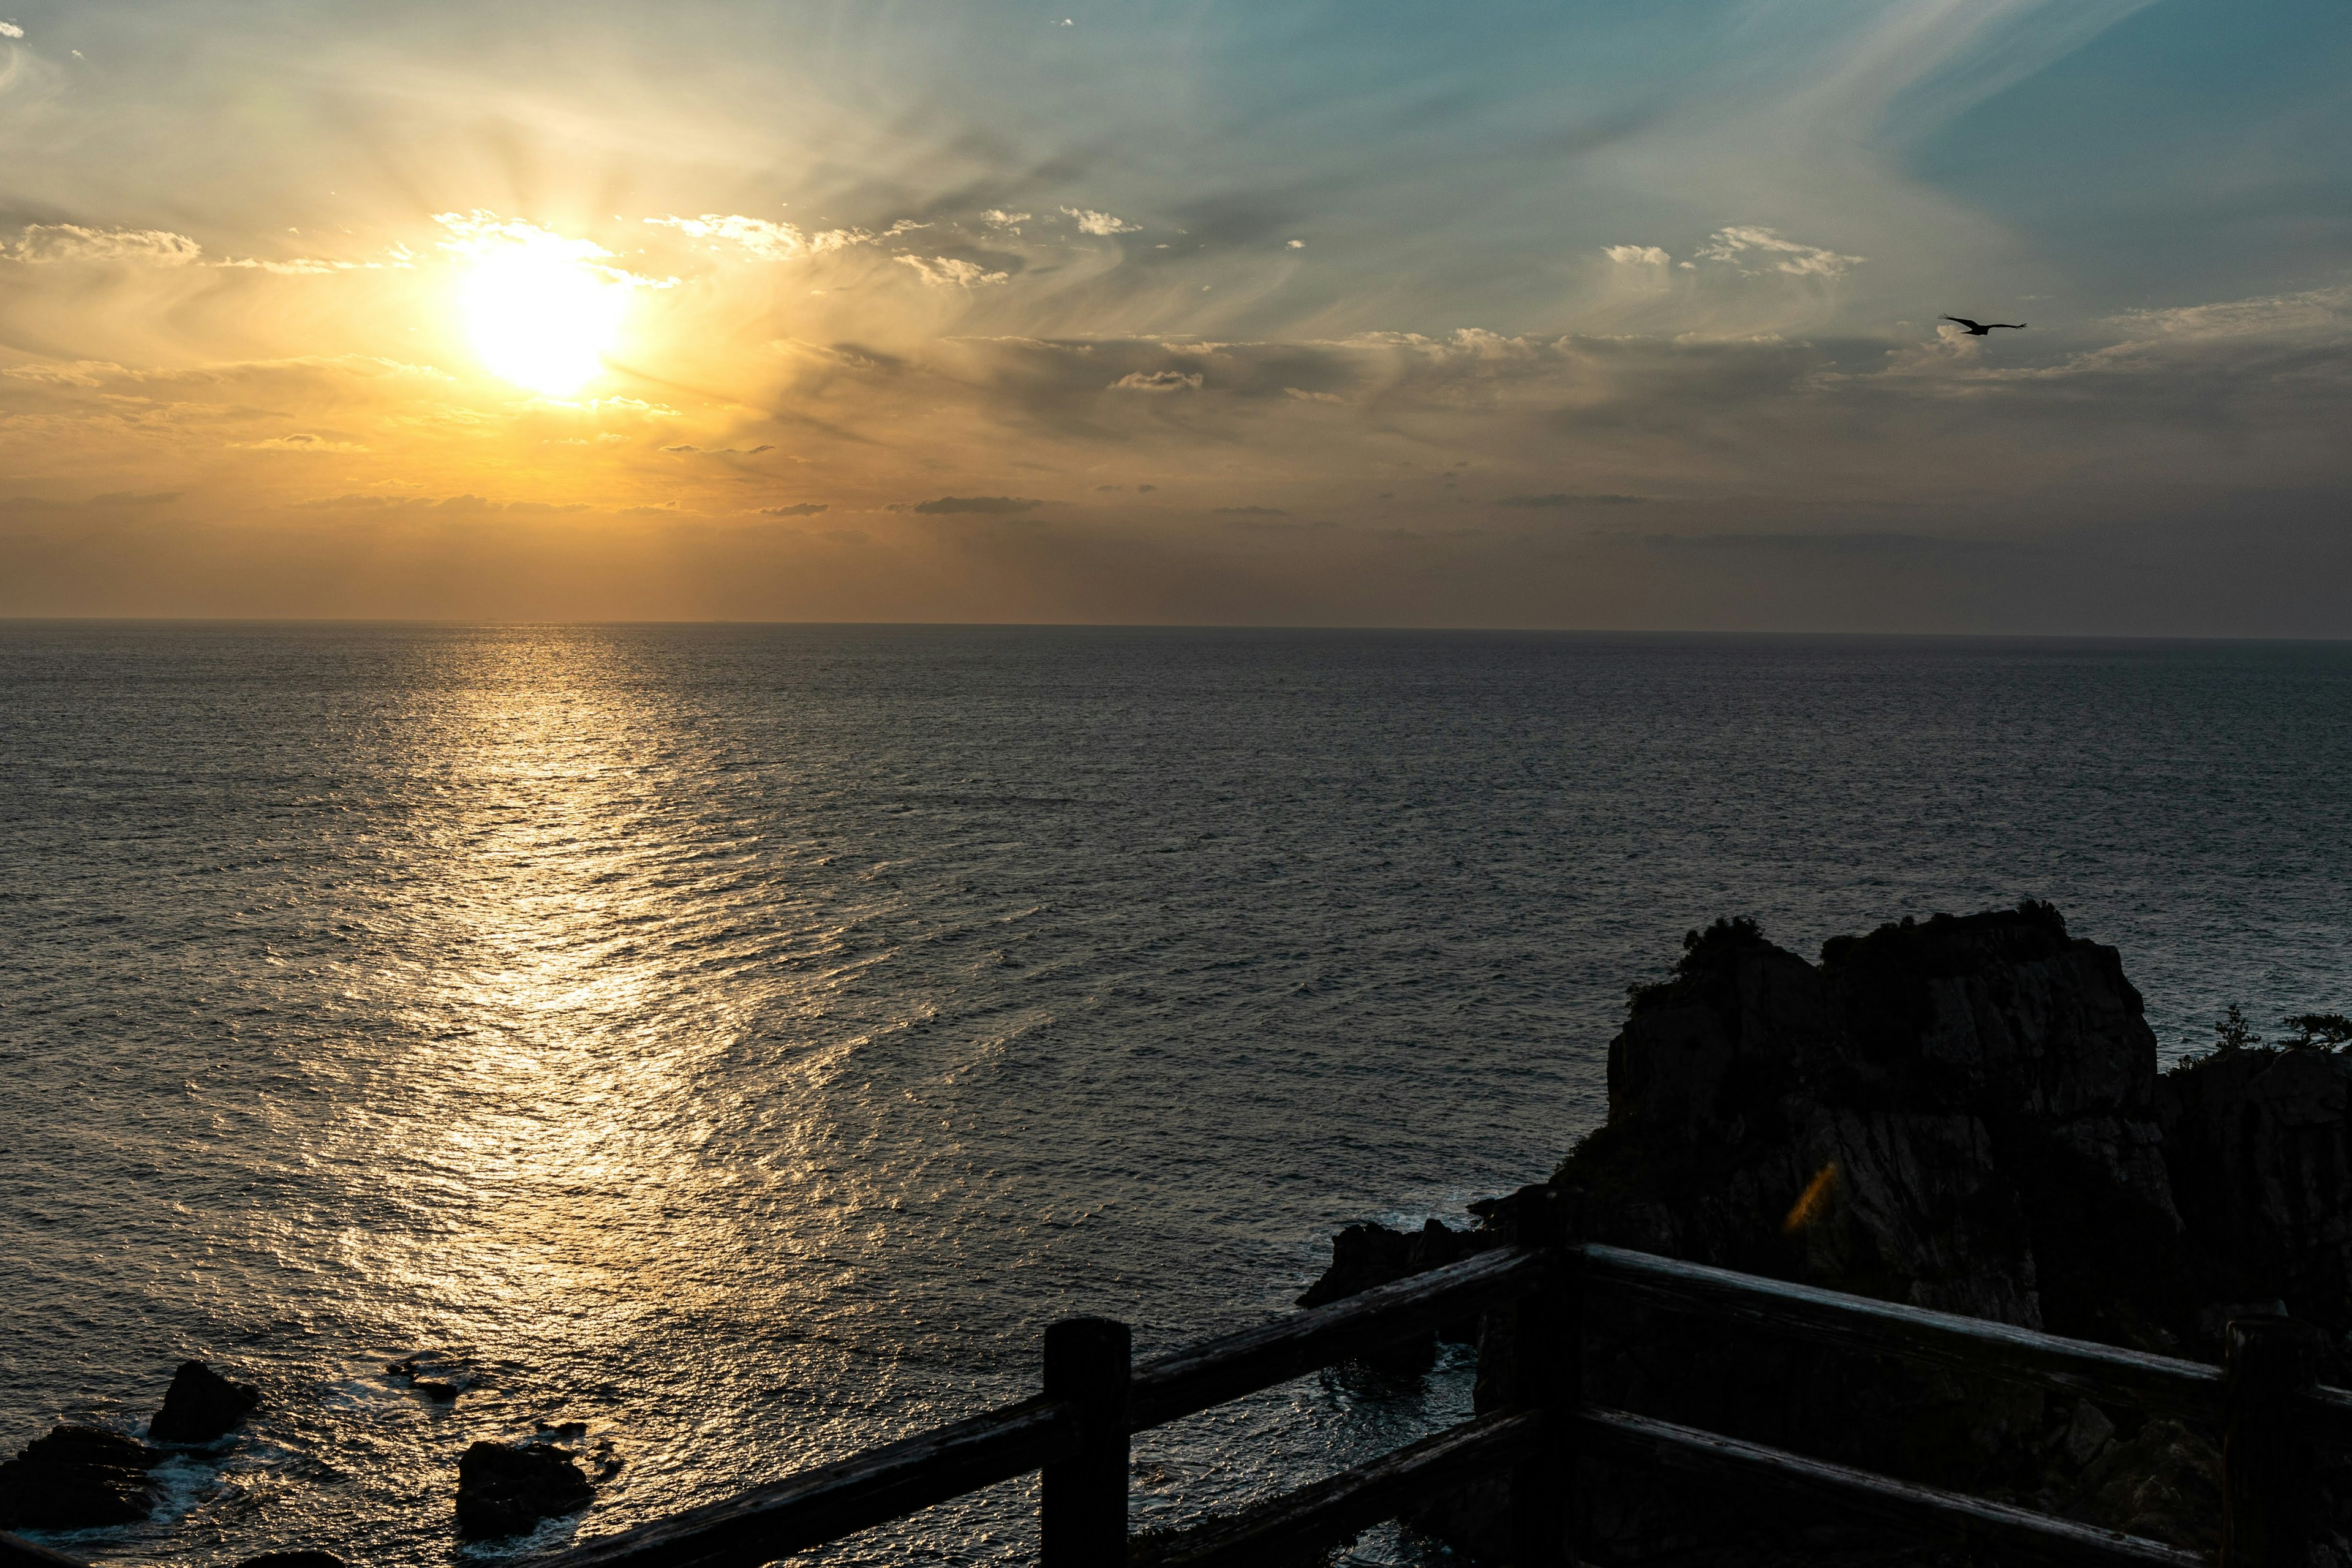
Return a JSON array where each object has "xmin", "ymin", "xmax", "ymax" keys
[
  {"xmin": 1504, "ymin": 1184, "xmax": 1576, "ymax": 1568},
  {"xmin": 1042, "ymin": 1315, "xmax": 1131, "ymax": 1567},
  {"xmin": 2221, "ymin": 1314, "xmax": 2324, "ymax": 1568}
]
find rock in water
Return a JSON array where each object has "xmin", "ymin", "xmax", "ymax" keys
[
  {"xmin": 1295, "ymin": 1217, "xmax": 1493, "ymax": 1371},
  {"xmin": 149, "ymin": 1360, "xmax": 262, "ymax": 1444},
  {"xmin": 0, "ymin": 1424, "xmax": 160, "ymax": 1530},
  {"xmin": 1294, "ymin": 1221, "xmax": 1420, "ymax": 1310},
  {"xmin": 455, "ymin": 1441, "xmax": 595, "ymax": 1538}
]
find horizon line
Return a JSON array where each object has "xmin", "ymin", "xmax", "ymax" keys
[{"xmin": 2, "ymin": 616, "xmax": 2348, "ymax": 646}]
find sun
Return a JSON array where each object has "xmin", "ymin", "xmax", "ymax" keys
[
  {"xmin": 461, "ymin": 246, "xmax": 627, "ymax": 396},
  {"xmin": 442, "ymin": 215, "xmax": 631, "ymax": 396}
]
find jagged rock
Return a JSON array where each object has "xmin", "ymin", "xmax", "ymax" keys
[
  {"xmin": 1566, "ymin": 904, "xmax": 2183, "ymax": 1338},
  {"xmin": 1297, "ymin": 1223, "xmax": 1420, "ymax": 1310},
  {"xmin": 0, "ymin": 1424, "xmax": 160, "ymax": 1530},
  {"xmin": 454, "ymin": 1441, "xmax": 595, "ymax": 1538},
  {"xmin": 148, "ymin": 1359, "xmax": 261, "ymax": 1444},
  {"xmin": 1295, "ymin": 1218, "xmax": 1493, "ymax": 1372}
]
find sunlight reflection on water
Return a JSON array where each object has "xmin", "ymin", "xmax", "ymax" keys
[{"xmin": 4, "ymin": 624, "xmax": 2348, "ymax": 1568}]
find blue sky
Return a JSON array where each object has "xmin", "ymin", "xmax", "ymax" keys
[{"xmin": 1, "ymin": 0, "xmax": 2347, "ymax": 629}]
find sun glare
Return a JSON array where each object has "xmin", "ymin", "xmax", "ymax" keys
[{"xmin": 442, "ymin": 214, "xmax": 631, "ymax": 396}]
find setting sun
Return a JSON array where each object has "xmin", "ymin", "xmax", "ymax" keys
[{"xmin": 445, "ymin": 215, "xmax": 632, "ymax": 396}]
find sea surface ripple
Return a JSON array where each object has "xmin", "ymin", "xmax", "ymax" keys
[{"xmin": 2, "ymin": 624, "xmax": 2348, "ymax": 1566}]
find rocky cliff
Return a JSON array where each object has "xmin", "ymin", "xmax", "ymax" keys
[
  {"xmin": 1562, "ymin": 903, "xmax": 2188, "ymax": 1347},
  {"xmin": 1296, "ymin": 904, "xmax": 2352, "ymax": 1562}
]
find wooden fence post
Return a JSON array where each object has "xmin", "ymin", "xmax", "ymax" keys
[
  {"xmin": 1506, "ymin": 1184, "xmax": 1577, "ymax": 1568},
  {"xmin": 1042, "ymin": 1315, "xmax": 1131, "ymax": 1568},
  {"xmin": 2222, "ymin": 1314, "xmax": 2324, "ymax": 1568}
]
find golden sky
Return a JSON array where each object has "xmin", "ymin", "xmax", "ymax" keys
[{"xmin": 4, "ymin": 1, "xmax": 2349, "ymax": 629}]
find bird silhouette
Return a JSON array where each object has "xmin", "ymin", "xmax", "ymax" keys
[{"xmin": 1944, "ymin": 315, "xmax": 2026, "ymax": 335}]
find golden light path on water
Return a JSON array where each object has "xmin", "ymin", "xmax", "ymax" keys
[{"xmin": 299, "ymin": 634, "xmax": 872, "ymax": 1544}]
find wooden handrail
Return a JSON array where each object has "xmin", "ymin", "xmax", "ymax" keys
[
  {"xmin": 534, "ymin": 1398, "xmax": 1076, "ymax": 1568},
  {"xmin": 1582, "ymin": 1243, "xmax": 2226, "ymax": 1422},
  {"xmin": 1578, "ymin": 1406, "xmax": 2204, "ymax": 1568},
  {"xmin": 1126, "ymin": 1243, "xmax": 1544, "ymax": 1431},
  {"xmin": 1133, "ymin": 1408, "xmax": 1545, "ymax": 1567}
]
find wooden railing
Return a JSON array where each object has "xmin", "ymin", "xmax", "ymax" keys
[{"xmin": 6, "ymin": 1190, "xmax": 2343, "ymax": 1568}]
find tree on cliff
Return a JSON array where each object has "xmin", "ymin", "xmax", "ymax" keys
[{"xmin": 2278, "ymin": 1012, "xmax": 2352, "ymax": 1050}]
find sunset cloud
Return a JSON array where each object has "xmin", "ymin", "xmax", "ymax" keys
[
  {"xmin": 906, "ymin": 496, "xmax": 1044, "ymax": 514},
  {"xmin": 645, "ymin": 213, "xmax": 872, "ymax": 260},
  {"xmin": 895, "ymin": 255, "xmax": 1009, "ymax": 287},
  {"xmin": 6, "ymin": 224, "xmax": 203, "ymax": 265},
  {"xmin": 1109, "ymin": 370, "xmax": 1202, "ymax": 393},
  {"xmin": 1692, "ymin": 227, "xmax": 1864, "ymax": 279},
  {"xmin": 1062, "ymin": 208, "xmax": 1142, "ymax": 236},
  {"xmin": 232, "ymin": 434, "xmax": 370, "ymax": 453}
]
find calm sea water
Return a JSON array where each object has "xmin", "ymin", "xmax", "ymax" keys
[{"xmin": 4, "ymin": 624, "xmax": 2348, "ymax": 1568}]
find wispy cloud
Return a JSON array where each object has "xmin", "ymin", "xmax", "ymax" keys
[
  {"xmin": 1692, "ymin": 227, "xmax": 1863, "ymax": 279},
  {"xmin": 1603, "ymin": 244, "xmax": 1671, "ymax": 268},
  {"xmin": 231, "ymin": 434, "xmax": 369, "ymax": 453},
  {"xmin": 896, "ymin": 255, "xmax": 1009, "ymax": 287},
  {"xmin": 646, "ymin": 213, "xmax": 872, "ymax": 260},
  {"xmin": 6, "ymin": 224, "xmax": 203, "ymax": 265},
  {"xmin": 1109, "ymin": 370, "xmax": 1202, "ymax": 393},
  {"xmin": 1063, "ymin": 207, "xmax": 1142, "ymax": 236},
  {"xmin": 905, "ymin": 495, "xmax": 1044, "ymax": 514}
]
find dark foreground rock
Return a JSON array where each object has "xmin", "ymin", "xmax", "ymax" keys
[
  {"xmin": 455, "ymin": 1441, "xmax": 595, "ymax": 1538},
  {"xmin": 1290, "ymin": 905, "xmax": 2349, "ymax": 1563},
  {"xmin": 148, "ymin": 1360, "xmax": 262, "ymax": 1444},
  {"xmin": 0, "ymin": 1425, "xmax": 160, "ymax": 1531}
]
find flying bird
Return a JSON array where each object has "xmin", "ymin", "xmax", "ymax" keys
[{"xmin": 1943, "ymin": 315, "xmax": 2026, "ymax": 335}]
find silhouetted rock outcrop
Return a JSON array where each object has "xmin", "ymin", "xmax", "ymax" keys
[
  {"xmin": 1563, "ymin": 903, "xmax": 2187, "ymax": 1344},
  {"xmin": 148, "ymin": 1359, "xmax": 261, "ymax": 1444},
  {"xmin": 1285, "ymin": 904, "xmax": 2350, "ymax": 1562},
  {"xmin": 0, "ymin": 1424, "xmax": 160, "ymax": 1531},
  {"xmin": 454, "ymin": 1441, "xmax": 595, "ymax": 1538}
]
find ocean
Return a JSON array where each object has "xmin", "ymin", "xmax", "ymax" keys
[{"xmin": 4, "ymin": 623, "xmax": 2348, "ymax": 1567}]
